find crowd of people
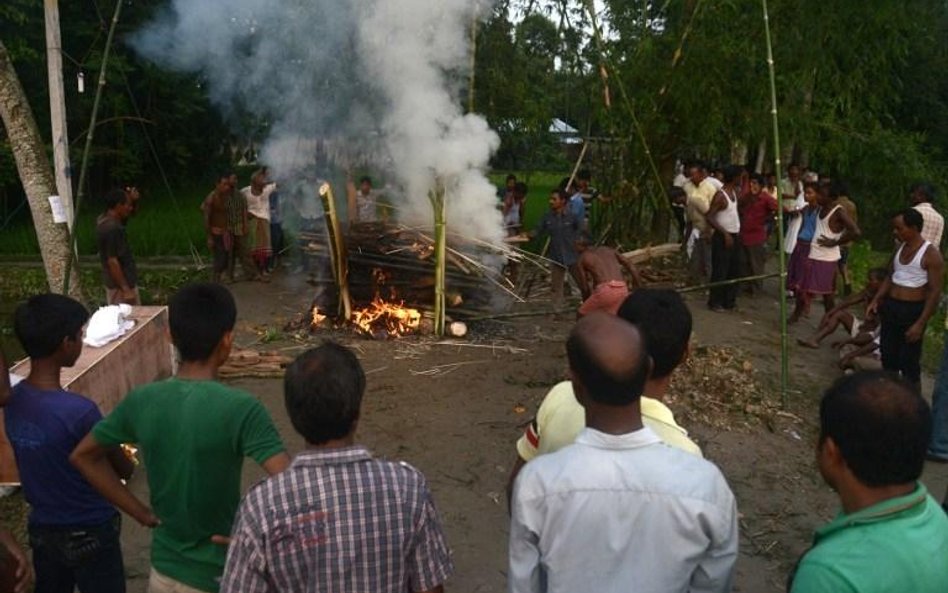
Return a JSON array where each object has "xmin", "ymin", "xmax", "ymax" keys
[
  {"xmin": 2, "ymin": 280, "xmax": 947, "ymax": 593},
  {"xmin": 3, "ymin": 163, "xmax": 947, "ymax": 592}
]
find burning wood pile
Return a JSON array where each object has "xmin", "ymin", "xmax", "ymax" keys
[{"xmin": 308, "ymin": 222, "xmax": 520, "ymax": 338}]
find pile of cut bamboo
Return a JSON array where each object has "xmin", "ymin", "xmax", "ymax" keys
[{"xmin": 344, "ymin": 222, "xmax": 508, "ymax": 319}]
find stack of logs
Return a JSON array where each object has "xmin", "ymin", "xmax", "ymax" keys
[{"xmin": 342, "ymin": 222, "xmax": 501, "ymax": 319}]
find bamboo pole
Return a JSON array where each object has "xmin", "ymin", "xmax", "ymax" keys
[
  {"xmin": 319, "ymin": 182, "xmax": 352, "ymax": 320},
  {"xmin": 429, "ymin": 184, "xmax": 447, "ymax": 336},
  {"xmin": 675, "ymin": 272, "xmax": 781, "ymax": 294},
  {"xmin": 62, "ymin": 0, "xmax": 123, "ymax": 295},
  {"xmin": 762, "ymin": 0, "xmax": 789, "ymax": 407}
]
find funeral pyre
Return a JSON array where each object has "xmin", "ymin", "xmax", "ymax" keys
[{"xmin": 303, "ymin": 222, "xmax": 525, "ymax": 338}]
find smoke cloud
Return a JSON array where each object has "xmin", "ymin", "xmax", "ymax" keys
[{"xmin": 132, "ymin": 0, "xmax": 502, "ymax": 244}]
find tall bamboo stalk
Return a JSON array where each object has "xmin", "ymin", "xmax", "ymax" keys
[
  {"xmin": 762, "ymin": 0, "xmax": 789, "ymax": 407},
  {"xmin": 319, "ymin": 182, "xmax": 352, "ymax": 320},
  {"xmin": 429, "ymin": 184, "xmax": 447, "ymax": 336},
  {"xmin": 62, "ymin": 0, "xmax": 123, "ymax": 295}
]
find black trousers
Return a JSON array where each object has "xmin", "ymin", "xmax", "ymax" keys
[
  {"xmin": 709, "ymin": 232, "xmax": 740, "ymax": 309},
  {"xmin": 879, "ymin": 298, "xmax": 926, "ymax": 385},
  {"xmin": 29, "ymin": 515, "xmax": 125, "ymax": 593}
]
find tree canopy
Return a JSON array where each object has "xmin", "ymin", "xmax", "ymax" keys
[{"xmin": 1, "ymin": 0, "xmax": 946, "ymax": 246}]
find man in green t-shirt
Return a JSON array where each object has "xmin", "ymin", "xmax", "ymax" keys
[
  {"xmin": 72, "ymin": 283, "xmax": 290, "ymax": 593},
  {"xmin": 789, "ymin": 371, "xmax": 948, "ymax": 593}
]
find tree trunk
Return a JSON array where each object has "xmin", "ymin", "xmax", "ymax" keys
[{"xmin": 0, "ymin": 39, "xmax": 82, "ymax": 298}]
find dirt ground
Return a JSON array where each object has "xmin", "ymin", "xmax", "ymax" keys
[{"xmin": 114, "ymin": 264, "xmax": 948, "ymax": 593}]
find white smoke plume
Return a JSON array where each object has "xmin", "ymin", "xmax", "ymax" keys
[{"xmin": 132, "ymin": 0, "xmax": 502, "ymax": 244}]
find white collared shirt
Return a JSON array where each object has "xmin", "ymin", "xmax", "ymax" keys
[{"xmin": 509, "ymin": 427, "xmax": 738, "ymax": 593}]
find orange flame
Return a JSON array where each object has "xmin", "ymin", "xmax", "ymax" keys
[
  {"xmin": 351, "ymin": 295, "xmax": 421, "ymax": 337},
  {"xmin": 351, "ymin": 268, "xmax": 420, "ymax": 337},
  {"xmin": 311, "ymin": 305, "xmax": 328, "ymax": 328}
]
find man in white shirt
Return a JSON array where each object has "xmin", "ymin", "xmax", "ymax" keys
[
  {"xmin": 508, "ymin": 314, "xmax": 738, "ymax": 593},
  {"xmin": 910, "ymin": 182, "xmax": 943, "ymax": 249}
]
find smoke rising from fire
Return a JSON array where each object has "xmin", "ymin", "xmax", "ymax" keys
[{"xmin": 132, "ymin": 0, "xmax": 502, "ymax": 244}]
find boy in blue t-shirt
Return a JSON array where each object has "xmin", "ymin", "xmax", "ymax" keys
[{"xmin": 4, "ymin": 294, "xmax": 133, "ymax": 593}]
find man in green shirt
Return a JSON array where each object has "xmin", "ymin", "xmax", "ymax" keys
[
  {"xmin": 789, "ymin": 370, "xmax": 948, "ymax": 593},
  {"xmin": 72, "ymin": 283, "xmax": 290, "ymax": 592}
]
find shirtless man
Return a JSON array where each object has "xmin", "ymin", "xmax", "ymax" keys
[{"xmin": 576, "ymin": 241, "xmax": 644, "ymax": 316}]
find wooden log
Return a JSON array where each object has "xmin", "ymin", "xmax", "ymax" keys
[{"xmin": 620, "ymin": 242, "xmax": 680, "ymax": 264}]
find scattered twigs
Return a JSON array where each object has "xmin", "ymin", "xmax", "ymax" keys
[
  {"xmin": 430, "ymin": 341, "xmax": 529, "ymax": 354},
  {"xmin": 410, "ymin": 359, "xmax": 488, "ymax": 377}
]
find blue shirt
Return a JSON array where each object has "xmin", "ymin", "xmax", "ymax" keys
[
  {"xmin": 535, "ymin": 209, "xmax": 581, "ymax": 266},
  {"xmin": 4, "ymin": 382, "xmax": 116, "ymax": 527},
  {"xmin": 569, "ymin": 193, "xmax": 585, "ymax": 221},
  {"xmin": 798, "ymin": 207, "xmax": 820, "ymax": 242}
]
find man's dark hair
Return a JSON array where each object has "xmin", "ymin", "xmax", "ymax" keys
[
  {"xmin": 577, "ymin": 169, "xmax": 591, "ymax": 182},
  {"xmin": 868, "ymin": 267, "xmax": 888, "ymax": 282},
  {"xmin": 617, "ymin": 289, "xmax": 692, "ymax": 380},
  {"xmin": 514, "ymin": 182, "xmax": 528, "ymax": 196},
  {"xmin": 550, "ymin": 188, "xmax": 567, "ymax": 202},
  {"xmin": 103, "ymin": 188, "xmax": 128, "ymax": 211},
  {"xmin": 820, "ymin": 371, "xmax": 930, "ymax": 486},
  {"xmin": 829, "ymin": 179, "xmax": 850, "ymax": 199},
  {"xmin": 284, "ymin": 342, "xmax": 366, "ymax": 445},
  {"xmin": 749, "ymin": 173, "xmax": 765, "ymax": 186},
  {"xmin": 557, "ymin": 177, "xmax": 572, "ymax": 192},
  {"xmin": 169, "ymin": 283, "xmax": 237, "ymax": 361},
  {"xmin": 897, "ymin": 207, "xmax": 924, "ymax": 232},
  {"xmin": 217, "ymin": 171, "xmax": 234, "ymax": 183},
  {"xmin": 505, "ymin": 173, "xmax": 517, "ymax": 182},
  {"xmin": 566, "ymin": 320, "xmax": 650, "ymax": 406},
  {"xmin": 722, "ymin": 165, "xmax": 742, "ymax": 184},
  {"xmin": 14, "ymin": 294, "xmax": 89, "ymax": 359},
  {"xmin": 910, "ymin": 182, "xmax": 936, "ymax": 203},
  {"xmin": 688, "ymin": 160, "xmax": 708, "ymax": 172},
  {"xmin": 359, "ymin": 175, "xmax": 372, "ymax": 185}
]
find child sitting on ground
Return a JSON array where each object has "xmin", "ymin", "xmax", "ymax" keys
[
  {"xmin": 797, "ymin": 267, "xmax": 887, "ymax": 349},
  {"xmin": 72, "ymin": 283, "xmax": 290, "ymax": 593},
  {"xmin": 834, "ymin": 317, "xmax": 882, "ymax": 372},
  {"xmin": 5, "ymin": 294, "xmax": 133, "ymax": 593}
]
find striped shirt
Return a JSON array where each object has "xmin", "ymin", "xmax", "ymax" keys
[
  {"xmin": 220, "ymin": 446, "xmax": 453, "ymax": 593},
  {"xmin": 227, "ymin": 189, "xmax": 247, "ymax": 235}
]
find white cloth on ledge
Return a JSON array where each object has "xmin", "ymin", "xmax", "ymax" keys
[{"xmin": 84, "ymin": 304, "xmax": 136, "ymax": 347}]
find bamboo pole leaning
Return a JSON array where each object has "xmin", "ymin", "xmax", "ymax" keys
[{"xmin": 762, "ymin": 0, "xmax": 790, "ymax": 407}]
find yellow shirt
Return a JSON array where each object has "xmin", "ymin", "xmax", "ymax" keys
[{"xmin": 516, "ymin": 381, "xmax": 702, "ymax": 461}]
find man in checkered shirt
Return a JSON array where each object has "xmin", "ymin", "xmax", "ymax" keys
[{"xmin": 220, "ymin": 343, "xmax": 454, "ymax": 593}]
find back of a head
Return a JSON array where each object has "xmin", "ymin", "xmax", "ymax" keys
[
  {"xmin": 14, "ymin": 294, "xmax": 89, "ymax": 359},
  {"xmin": 284, "ymin": 342, "xmax": 366, "ymax": 445},
  {"xmin": 103, "ymin": 188, "xmax": 128, "ymax": 211},
  {"xmin": 911, "ymin": 182, "xmax": 936, "ymax": 204},
  {"xmin": 514, "ymin": 181, "xmax": 528, "ymax": 196},
  {"xmin": 722, "ymin": 165, "xmax": 742, "ymax": 184},
  {"xmin": 169, "ymin": 283, "xmax": 236, "ymax": 362},
  {"xmin": 617, "ymin": 289, "xmax": 692, "ymax": 380},
  {"xmin": 566, "ymin": 313, "xmax": 650, "ymax": 407},
  {"xmin": 820, "ymin": 371, "xmax": 931, "ymax": 487},
  {"xmin": 829, "ymin": 179, "xmax": 850, "ymax": 199}
]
